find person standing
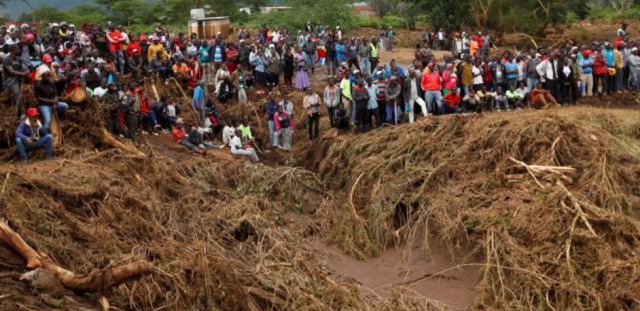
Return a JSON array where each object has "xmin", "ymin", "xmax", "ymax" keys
[
  {"xmin": 273, "ymin": 104, "xmax": 293, "ymax": 151},
  {"xmin": 303, "ymin": 88, "xmax": 322, "ymax": 140},
  {"xmin": 325, "ymin": 38, "xmax": 337, "ymax": 77},
  {"xmin": 324, "ymin": 77, "xmax": 340, "ymax": 127},
  {"xmin": 369, "ymin": 38, "xmax": 380, "ymax": 74},
  {"xmin": 294, "ymin": 48, "xmax": 310, "ymax": 90},
  {"xmin": 602, "ymin": 42, "xmax": 616, "ymax": 94},
  {"xmin": 614, "ymin": 44, "xmax": 625, "ymax": 93},
  {"xmin": 283, "ymin": 47, "xmax": 295, "ymax": 88},
  {"xmin": 340, "ymin": 74, "xmax": 352, "ymax": 120},
  {"xmin": 365, "ymin": 77, "xmax": 382, "ymax": 128},
  {"xmin": 421, "ymin": 62, "xmax": 444, "ymax": 115},
  {"xmin": 192, "ymin": 82, "xmax": 205, "ymax": 124},
  {"xmin": 558, "ymin": 57, "xmax": 574, "ymax": 105},
  {"xmin": 404, "ymin": 70, "xmax": 427, "ymax": 123},
  {"xmin": 537, "ymin": 52, "xmax": 560, "ymax": 99},
  {"xmin": 525, "ymin": 51, "xmax": 541, "ymax": 92},
  {"xmin": 266, "ymin": 44, "xmax": 282, "ymax": 89},
  {"xmin": 460, "ymin": 56, "xmax": 474, "ymax": 96},
  {"xmin": 358, "ymin": 38, "xmax": 371, "ymax": 76},
  {"xmin": 352, "ymin": 79, "xmax": 370, "ymax": 133},
  {"xmin": 303, "ymin": 37, "xmax": 317, "ymax": 74},
  {"xmin": 593, "ymin": 53, "xmax": 608, "ymax": 95},
  {"xmin": 3, "ymin": 44, "xmax": 30, "ymax": 116},
  {"xmin": 263, "ymin": 94, "xmax": 279, "ymax": 148},
  {"xmin": 579, "ymin": 50, "xmax": 594, "ymax": 96},
  {"xmin": 385, "ymin": 76, "xmax": 402, "ymax": 124},
  {"xmin": 629, "ymin": 47, "xmax": 640, "ymax": 92},
  {"xmin": 386, "ymin": 27, "xmax": 396, "ymax": 52},
  {"xmin": 121, "ymin": 83, "xmax": 140, "ymax": 144}
]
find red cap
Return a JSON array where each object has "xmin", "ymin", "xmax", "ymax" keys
[
  {"xmin": 42, "ymin": 54, "xmax": 52, "ymax": 63},
  {"xmin": 26, "ymin": 107, "xmax": 39, "ymax": 118}
]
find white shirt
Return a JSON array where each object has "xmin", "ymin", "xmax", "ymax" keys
[
  {"xmin": 472, "ymin": 66, "xmax": 483, "ymax": 85},
  {"xmin": 536, "ymin": 59, "xmax": 558, "ymax": 81},
  {"xmin": 230, "ymin": 136, "xmax": 242, "ymax": 153},
  {"xmin": 222, "ymin": 126, "xmax": 235, "ymax": 145},
  {"xmin": 165, "ymin": 104, "xmax": 176, "ymax": 118},
  {"xmin": 93, "ymin": 86, "xmax": 108, "ymax": 98}
]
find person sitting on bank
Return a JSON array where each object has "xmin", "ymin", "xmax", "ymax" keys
[
  {"xmin": 531, "ymin": 82, "xmax": 559, "ymax": 109},
  {"xmin": 171, "ymin": 118, "xmax": 206, "ymax": 155},
  {"xmin": 230, "ymin": 128, "xmax": 260, "ymax": 164},
  {"xmin": 15, "ymin": 108, "xmax": 54, "ymax": 163}
]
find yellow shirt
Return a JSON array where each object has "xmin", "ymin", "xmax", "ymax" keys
[{"xmin": 147, "ymin": 43, "xmax": 168, "ymax": 62}]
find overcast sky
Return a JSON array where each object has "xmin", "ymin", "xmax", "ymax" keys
[{"xmin": 2, "ymin": 0, "xmax": 87, "ymax": 19}]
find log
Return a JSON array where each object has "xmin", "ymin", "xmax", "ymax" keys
[
  {"xmin": 0, "ymin": 219, "xmax": 153, "ymax": 292},
  {"xmin": 99, "ymin": 128, "xmax": 145, "ymax": 157}
]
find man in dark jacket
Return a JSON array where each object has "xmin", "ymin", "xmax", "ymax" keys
[
  {"xmin": 352, "ymin": 79, "xmax": 370, "ymax": 133},
  {"xmin": 325, "ymin": 38, "xmax": 337, "ymax": 77},
  {"xmin": 385, "ymin": 76, "xmax": 402, "ymax": 124},
  {"xmin": 303, "ymin": 37, "xmax": 317, "ymax": 74},
  {"xmin": 15, "ymin": 108, "xmax": 54, "ymax": 162}
]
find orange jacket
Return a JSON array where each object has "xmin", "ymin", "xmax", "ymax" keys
[{"xmin": 421, "ymin": 70, "xmax": 442, "ymax": 92}]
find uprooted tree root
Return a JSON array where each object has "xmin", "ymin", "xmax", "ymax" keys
[{"xmin": 312, "ymin": 110, "xmax": 640, "ymax": 309}]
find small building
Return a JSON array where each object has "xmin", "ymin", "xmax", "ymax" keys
[
  {"xmin": 238, "ymin": 6, "xmax": 292, "ymax": 15},
  {"xmin": 350, "ymin": 2, "xmax": 376, "ymax": 18},
  {"xmin": 188, "ymin": 14, "xmax": 230, "ymax": 39}
]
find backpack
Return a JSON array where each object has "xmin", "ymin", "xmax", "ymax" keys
[{"xmin": 278, "ymin": 114, "xmax": 290, "ymax": 129}]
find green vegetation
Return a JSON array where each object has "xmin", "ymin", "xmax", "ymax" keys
[{"xmin": 12, "ymin": 0, "xmax": 640, "ymax": 35}]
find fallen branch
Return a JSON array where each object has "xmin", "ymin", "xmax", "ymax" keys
[
  {"xmin": 0, "ymin": 219, "xmax": 153, "ymax": 292},
  {"xmin": 99, "ymin": 128, "xmax": 145, "ymax": 157}
]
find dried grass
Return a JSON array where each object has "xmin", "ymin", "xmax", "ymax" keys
[{"xmin": 312, "ymin": 110, "xmax": 640, "ymax": 310}]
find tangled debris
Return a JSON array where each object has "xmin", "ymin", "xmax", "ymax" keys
[{"xmin": 312, "ymin": 109, "xmax": 640, "ymax": 310}]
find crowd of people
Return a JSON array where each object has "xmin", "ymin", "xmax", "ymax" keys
[{"xmin": 1, "ymin": 19, "xmax": 637, "ymax": 162}]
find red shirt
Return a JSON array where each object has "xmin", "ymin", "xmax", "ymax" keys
[
  {"xmin": 443, "ymin": 92, "xmax": 461, "ymax": 109},
  {"xmin": 421, "ymin": 70, "xmax": 442, "ymax": 91},
  {"xmin": 127, "ymin": 42, "xmax": 142, "ymax": 58},
  {"xmin": 135, "ymin": 87, "xmax": 150, "ymax": 113},
  {"xmin": 594, "ymin": 58, "xmax": 607, "ymax": 75},
  {"xmin": 171, "ymin": 127, "xmax": 186, "ymax": 142},
  {"xmin": 531, "ymin": 88, "xmax": 543, "ymax": 102},
  {"xmin": 107, "ymin": 30, "xmax": 123, "ymax": 53}
]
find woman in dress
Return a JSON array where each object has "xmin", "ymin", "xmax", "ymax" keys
[{"xmin": 294, "ymin": 47, "xmax": 309, "ymax": 90}]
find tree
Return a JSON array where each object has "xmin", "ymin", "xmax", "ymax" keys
[
  {"xmin": 65, "ymin": 4, "xmax": 108, "ymax": 27},
  {"xmin": 418, "ymin": 0, "xmax": 472, "ymax": 30},
  {"xmin": 470, "ymin": 0, "xmax": 495, "ymax": 29},
  {"xmin": 30, "ymin": 5, "xmax": 69, "ymax": 26},
  {"xmin": 396, "ymin": 1, "xmax": 417, "ymax": 30},
  {"xmin": 608, "ymin": 0, "xmax": 634, "ymax": 14},
  {"xmin": 370, "ymin": 0, "xmax": 397, "ymax": 18}
]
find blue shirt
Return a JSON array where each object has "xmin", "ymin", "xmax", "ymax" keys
[
  {"xmin": 504, "ymin": 61, "xmax": 518, "ymax": 80},
  {"xmin": 192, "ymin": 86, "xmax": 204, "ymax": 109},
  {"xmin": 579, "ymin": 57, "xmax": 594, "ymax": 74},
  {"xmin": 384, "ymin": 66, "xmax": 406, "ymax": 79},
  {"xmin": 366, "ymin": 84, "xmax": 378, "ymax": 109},
  {"xmin": 198, "ymin": 46, "xmax": 210, "ymax": 63},
  {"xmin": 335, "ymin": 43, "xmax": 346, "ymax": 62},
  {"xmin": 602, "ymin": 48, "xmax": 615, "ymax": 67}
]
